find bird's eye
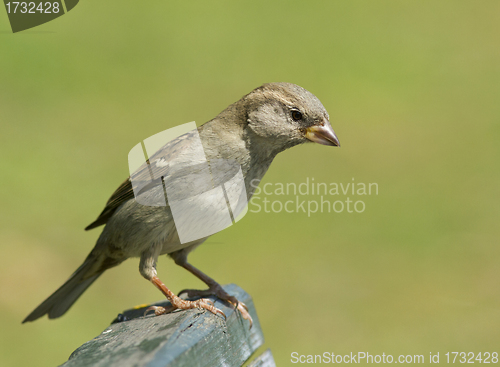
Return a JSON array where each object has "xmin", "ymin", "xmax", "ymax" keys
[{"xmin": 291, "ymin": 110, "xmax": 303, "ymax": 121}]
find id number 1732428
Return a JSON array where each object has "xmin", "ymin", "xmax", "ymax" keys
[{"xmin": 445, "ymin": 352, "xmax": 498, "ymax": 364}]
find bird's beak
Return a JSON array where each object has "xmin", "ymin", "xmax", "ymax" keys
[{"xmin": 305, "ymin": 120, "xmax": 340, "ymax": 147}]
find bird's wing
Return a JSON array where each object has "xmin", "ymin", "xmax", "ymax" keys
[
  {"xmin": 85, "ymin": 129, "xmax": 200, "ymax": 231},
  {"xmin": 84, "ymin": 178, "xmax": 134, "ymax": 230}
]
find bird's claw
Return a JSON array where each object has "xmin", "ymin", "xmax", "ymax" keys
[
  {"xmin": 235, "ymin": 301, "xmax": 253, "ymax": 329},
  {"xmin": 144, "ymin": 305, "xmax": 173, "ymax": 317},
  {"xmin": 238, "ymin": 301, "xmax": 249, "ymax": 312},
  {"xmin": 144, "ymin": 298, "xmax": 225, "ymax": 320},
  {"xmin": 188, "ymin": 298, "xmax": 226, "ymax": 319},
  {"xmin": 178, "ymin": 285, "xmax": 252, "ymax": 328}
]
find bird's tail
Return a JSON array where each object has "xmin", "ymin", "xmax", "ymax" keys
[{"xmin": 22, "ymin": 255, "xmax": 109, "ymax": 323}]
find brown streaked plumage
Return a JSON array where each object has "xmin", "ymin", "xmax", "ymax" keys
[{"xmin": 23, "ymin": 83, "xmax": 340, "ymax": 326}]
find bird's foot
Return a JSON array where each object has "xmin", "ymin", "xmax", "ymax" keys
[
  {"xmin": 144, "ymin": 303, "xmax": 175, "ymax": 316},
  {"xmin": 149, "ymin": 275, "xmax": 225, "ymax": 319},
  {"xmin": 178, "ymin": 284, "xmax": 253, "ymax": 328},
  {"xmin": 144, "ymin": 296, "xmax": 225, "ymax": 318}
]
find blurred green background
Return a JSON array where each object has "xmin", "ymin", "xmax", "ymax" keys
[{"xmin": 1, "ymin": 1, "xmax": 499, "ymax": 366}]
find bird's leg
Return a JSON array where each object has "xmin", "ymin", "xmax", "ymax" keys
[
  {"xmin": 140, "ymin": 247, "xmax": 224, "ymax": 319},
  {"xmin": 175, "ymin": 259, "xmax": 253, "ymax": 327},
  {"xmin": 145, "ymin": 275, "xmax": 225, "ymax": 319}
]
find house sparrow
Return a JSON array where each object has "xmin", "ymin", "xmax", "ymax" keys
[{"xmin": 23, "ymin": 83, "xmax": 340, "ymax": 327}]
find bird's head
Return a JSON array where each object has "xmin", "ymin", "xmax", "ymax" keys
[{"xmin": 242, "ymin": 83, "xmax": 340, "ymax": 154}]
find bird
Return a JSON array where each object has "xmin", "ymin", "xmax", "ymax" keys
[{"xmin": 22, "ymin": 82, "xmax": 340, "ymax": 327}]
